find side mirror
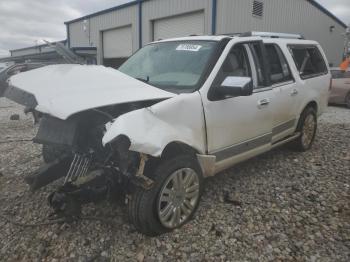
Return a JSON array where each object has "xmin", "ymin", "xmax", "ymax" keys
[{"xmin": 218, "ymin": 76, "xmax": 253, "ymax": 97}]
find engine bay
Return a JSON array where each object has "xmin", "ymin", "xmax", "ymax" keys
[{"xmin": 26, "ymin": 101, "xmax": 159, "ymax": 220}]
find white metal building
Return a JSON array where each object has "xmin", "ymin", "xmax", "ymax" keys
[
  {"xmin": 65, "ymin": 0, "xmax": 347, "ymax": 68},
  {"xmin": 8, "ymin": 0, "xmax": 346, "ymax": 68},
  {"xmin": 0, "ymin": 40, "xmax": 97, "ymax": 64}
]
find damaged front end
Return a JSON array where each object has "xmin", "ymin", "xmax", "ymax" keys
[
  {"xmin": 3, "ymin": 64, "xmax": 177, "ymax": 220},
  {"xmin": 25, "ymin": 103, "xmax": 156, "ymax": 220}
]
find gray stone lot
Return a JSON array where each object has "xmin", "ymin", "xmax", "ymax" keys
[{"xmin": 0, "ymin": 97, "xmax": 349, "ymax": 261}]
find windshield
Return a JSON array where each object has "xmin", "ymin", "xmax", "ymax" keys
[{"xmin": 119, "ymin": 41, "xmax": 217, "ymax": 92}]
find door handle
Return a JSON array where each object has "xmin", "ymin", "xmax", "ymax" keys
[
  {"xmin": 290, "ymin": 89, "xmax": 298, "ymax": 96},
  {"xmin": 258, "ymin": 98, "xmax": 270, "ymax": 107}
]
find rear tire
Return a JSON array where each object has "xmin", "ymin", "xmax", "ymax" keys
[
  {"xmin": 127, "ymin": 155, "xmax": 204, "ymax": 236},
  {"xmin": 289, "ymin": 107, "xmax": 317, "ymax": 152}
]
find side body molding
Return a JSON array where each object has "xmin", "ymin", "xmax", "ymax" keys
[{"xmin": 102, "ymin": 92, "xmax": 207, "ymax": 157}]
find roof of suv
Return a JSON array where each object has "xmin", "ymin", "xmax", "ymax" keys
[
  {"xmin": 154, "ymin": 35, "xmax": 228, "ymax": 43},
  {"xmin": 153, "ymin": 33, "xmax": 319, "ymax": 46}
]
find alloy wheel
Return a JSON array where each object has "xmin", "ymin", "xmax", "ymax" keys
[
  {"xmin": 157, "ymin": 168, "xmax": 200, "ymax": 229},
  {"xmin": 301, "ymin": 114, "xmax": 316, "ymax": 148}
]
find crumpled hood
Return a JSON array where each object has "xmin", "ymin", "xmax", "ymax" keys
[{"xmin": 8, "ymin": 64, "xmax": 175, "ymax": 120}]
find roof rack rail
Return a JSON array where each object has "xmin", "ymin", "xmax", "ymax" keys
[{"xmin": 240, "ymin": 31, "xmax": 305, "ymax": 39}]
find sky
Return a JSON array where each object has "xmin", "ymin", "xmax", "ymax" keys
[{"xmin": 0, "ymin": 0, "xmax": 349, "ymax": 57}]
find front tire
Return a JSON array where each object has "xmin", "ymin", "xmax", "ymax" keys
[
  {"xmin": 128, "ymin": 155, "xmax": 203, "ymax": 236},
  {"xmin": 290, "ymin": 107, "xmax": 317, "ymax": 151}
]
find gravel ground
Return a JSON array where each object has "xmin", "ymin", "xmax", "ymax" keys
[{"xmin": 0, "ymin": 97, "xmax": 349, "ymax": 261}]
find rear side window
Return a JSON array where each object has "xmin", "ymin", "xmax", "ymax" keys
[
  {"xmin": 288, "ymin": 45, "xmax": 328, "ymax": 79},
  {"xmin": 265, "ymin": 44, "xmax": 293, "ymax": 84}
]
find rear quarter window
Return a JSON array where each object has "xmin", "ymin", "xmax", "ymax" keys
[
  {"xmin": 265, "ymin": 44, "xmax": 293, "ymax": 84},
  {"xmin": 288, "ymin": 45, "xmax": 328, "ymax": 79}
]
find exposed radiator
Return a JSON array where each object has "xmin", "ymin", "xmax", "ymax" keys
[{"xmin": 64, "ymin": 154, "xmax": 92, "ymax": 184}]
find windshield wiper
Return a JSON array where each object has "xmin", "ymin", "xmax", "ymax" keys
[{"xmin": 135, "ymin": 76, "xmax": 150, "ymax": 83}]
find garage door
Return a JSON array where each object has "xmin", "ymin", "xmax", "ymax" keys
[
  {"xmin": 103, "ymin": 26, "xmax": 132, "ymax": 68},
  {"xmin": 153, "ymin": 12, "xmax": 204, "ymax": 41}
]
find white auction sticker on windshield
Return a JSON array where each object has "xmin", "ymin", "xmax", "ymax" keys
[{"xmin": 176, "ymin": 44, "xmax": 202, "ymax": 52}]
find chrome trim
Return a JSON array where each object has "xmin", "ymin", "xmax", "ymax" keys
[
  {"xmin": 271, "ymin": 80, "xmax": 295, "ymax": 88},
  {"xmin": 290, "ymin": 89, "xmax": 298, "ymax": 96},
  {"xmin": 271, "ymin": 132, "xmax": 301, "ymax": 149},
  {"xmin": 258, "ymin": 98, "xmax": 270, "ymax": 107},
  {"xmin": 272, "ymin": 119, "xmax": 296, "ymax": 136},
  {"xmin": 248, "ymin": 32, "xmax": 304, "ymax": 39},
  {"xmin": 211, "ymin": 119, "xmax": 296, "ymax": 163},
  {"xmin": 253, "ymin": 87, "xmax": 273, "ymax": 93},
  {"xmin": 214, "ymin": 144, "xmax": 270, "ymax": 174},
  {"xmin": 212, "ymin": 133, "xmax": 272, "ymax": 162}
]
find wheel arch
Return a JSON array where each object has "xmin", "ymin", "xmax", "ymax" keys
[
  {"xmin": 161, "ymin": 141, "xmax": 200, "ymax": 160},
  {"xmin": 304, "ymin": 100, "xmax": 318, "ymax": 113},
  {"xmin": 161, "ymin": 141, "xmax": 216, "ymax": 178},
  {"xmin": 295, "ymin": 100, "xmax": 318, "ymax": 131}
]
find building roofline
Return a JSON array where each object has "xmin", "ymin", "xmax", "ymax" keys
[
  {"xmin": 10, "ymin": 40, "xmax": 67, "ymax": 53},
  {"xmin": 64, "ymin": 0, "xmax": 144, "ymax": 24},
  {"xmin": 307, "ymin": 0, "xmax": 347, "ymax": 28},
  {"xmin": 64, "ymin": 0, "xmax": 347, "ymax": 30},
  {"xmin": 0, "ymin": 51, "xmax": 60, "ymax": 62},
  {"xmin": 70, "ymin": 47, "xmax": 97, "ymax": 51}
]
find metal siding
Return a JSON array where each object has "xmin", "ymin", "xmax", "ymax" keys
[
  {"xmin": 142, "ymin": 0, "xmax": 212, "ymax": 45},
  {"xmin": 69, "ymin": 21, "xmax": 91, "ymax": 48},
  {"xmin": 11, "ymin": 46, "xmax": 56, "ymax": 57},
  {"xmin": 11, "ymin": 48, "xmax": 40, "ymax": 57},
  {"xmin": 89, "ymin": 6, "xmax": 137, "ymax": 47},
  {"xmin": 67, "ymin": 0, "xmax": 345, "ymax": 64},
  {"xmin": 68, "ymin": 5, "xmax": 138, "ymax": 64},
  {"xmin": 216, "ymin": 0, "xmax": 251, "ymax": 34},
  {"xmin": 216, "ymin": 0, "xmax": 345, "ymax": 64},
  {"xmin": 103, "ymin": 26, "xmax": 133, "ymax": 58},
  {"xmin": 153, "ymin": 11, "xmax": 205, "ymax": 41}
]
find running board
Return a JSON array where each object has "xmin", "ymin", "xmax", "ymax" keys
[{"xmin": 271, "ymin": 132, "xmax": 301, "ymax": 149}]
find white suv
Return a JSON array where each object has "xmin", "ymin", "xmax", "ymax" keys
[{"xmin": 4, "ymin": 32, "xmax": 331, "ymax": 235}]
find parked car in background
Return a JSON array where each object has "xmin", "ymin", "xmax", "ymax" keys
[
  {"xmin": 0, "ymin": 63, "xmax": 47, "ymax": 96},
  {"xmin": 329, "ymin": 67, "xmax": 350, "ymax": 108}
]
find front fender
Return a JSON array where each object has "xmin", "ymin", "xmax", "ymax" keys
[{"xmin": 102, "ymin": 92, "xmax": 207, "ymax": 157}]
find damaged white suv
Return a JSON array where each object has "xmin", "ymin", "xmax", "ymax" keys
[{"xmin": 3, "ymin": 32, "xmax": 330, "ymax": 236}]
